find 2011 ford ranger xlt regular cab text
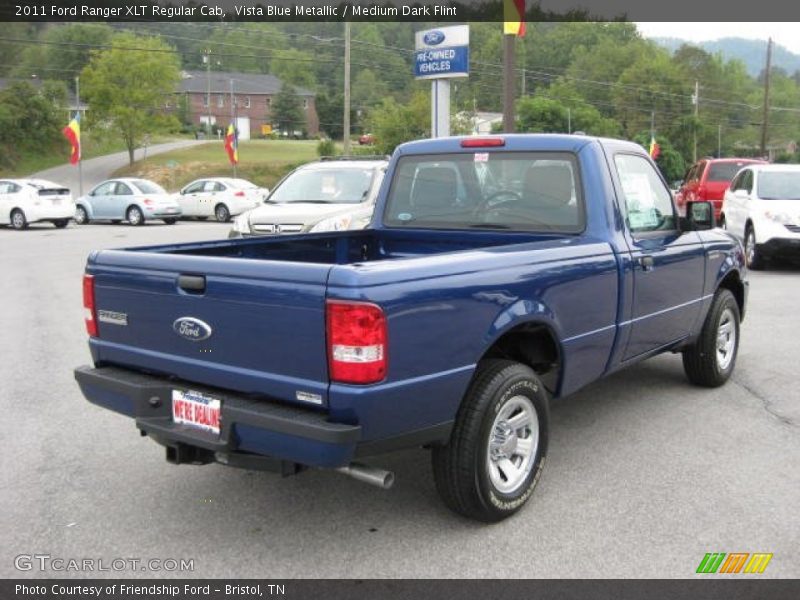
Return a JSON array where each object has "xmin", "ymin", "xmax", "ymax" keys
[{"xmin": 75, "ymin": 135, "xmax": 747, "ymax": 522}]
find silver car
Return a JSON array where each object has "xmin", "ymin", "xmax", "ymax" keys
[
  {"xmin": 75, "ymin": 178, "xmax": 182, "ymax": 226},
  {"xmin": 230, "ymin": 158, "xmax": 387, "ymax": 237}
]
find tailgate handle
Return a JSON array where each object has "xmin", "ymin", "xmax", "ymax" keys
[{"xmin": 178, "ymin": 275, "xmax": 206, "ymax": 293}]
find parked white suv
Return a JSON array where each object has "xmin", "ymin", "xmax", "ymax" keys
[
  {"xmin": 721, "ymin": 164, "xmax": 800, "ymax": 269},
  {"xmin": 0, "ymin": 179, "xmax": 75, "ymax": 230},
  {"xmin": 230, "ymin": 157, "xmax": 387, "ymax": 237}
]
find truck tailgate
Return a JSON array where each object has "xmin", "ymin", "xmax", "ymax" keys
[{"xmin": 87, "ymin": 250, "xmax": 332, "ymax": 407}]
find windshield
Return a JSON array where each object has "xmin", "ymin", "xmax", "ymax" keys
[
  {"xmin": 269, "ymin": 168, "xmax": 374, "ymax": 204},
  {"xmin": 383, "ymin": 152, "xmax": 584, "ymax": 232},
  {"xmin": 707, "ymin": 162, "xmax": 754, "ymax": 182},
  {"xmin": 133, "ymin": 180, "xmax": 166, "ymax": 194},
  {"xmin": 757, "ymin": 171, "xmax": 800, "ymax": 200}
]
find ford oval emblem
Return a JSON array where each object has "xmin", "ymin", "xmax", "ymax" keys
[
  {"xmin": 173, "ymin": 317, "xmax": 212, "ymax": 342},
  {"xmin": 423, "ymin": 30, "xmax": 446, "ymax": 46}
]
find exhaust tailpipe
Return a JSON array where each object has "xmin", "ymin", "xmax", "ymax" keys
[{"xmin": 336, "ymin": 462, "xmax": 395, "ymax": 489}]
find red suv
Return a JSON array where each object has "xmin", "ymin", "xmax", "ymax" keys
[{"xmin": 675, "ymin": 158, "xmax": 767, "ymax": 219}]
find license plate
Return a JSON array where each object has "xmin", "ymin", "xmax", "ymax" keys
[
  {"xmin": 166, "ymin": 207, "xmax": 177, "ymax": 213},
  {"xmin": 52, "ymin": 199, "xmax": 61, "ymax": 205},
  {"xmin": 172, "ymin": 389, "xmax": 221, "ymax": 435}
]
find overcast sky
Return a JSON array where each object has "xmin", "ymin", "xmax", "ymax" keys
[{"xmin": 636, "ymin": 23, "xmax": 800, "ymax": 54}]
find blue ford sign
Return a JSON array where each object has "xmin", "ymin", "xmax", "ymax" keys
[
  {"xmin": 414, "ymin": 25, "xmax": 470, "ymax": 80},
  {"xmin": 173, "ymin": 317, "xmax": 213, "ymax": 342},
  {"xmin": 423, "ymin": 30, "xmax": 446, "ymax": 46}
]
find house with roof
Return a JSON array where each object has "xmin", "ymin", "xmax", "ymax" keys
[{"xmin": 172, "ymin": 71, "xmax": 319, "ymax": 139}]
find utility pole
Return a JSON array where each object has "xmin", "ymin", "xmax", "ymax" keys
[
  {"xmin": 650, "ymin": 110, "xmax": 655, "ymax": 140},
  {"xmin": 520, "ymin": 45, "xmax": 526, "ymax": 97},
  {"xmin": 75, "ymin": 75, "xmax": 83, "ymax": 197},
  {"xmin": 204, "ymin": 50, "xmax": 212, "ymax": 136},
  {"xmin": 343, "ymin": 21, "xmax": 351, "ymax": 154},
  {"xmin": 693, "ymin": 80, "xmax": 699, "ymax": 162},
  {"xmin": 230, "ymin": 79, "xmax": 237, "ymax": 178},
  {"xmin": 502, "ymin": 35, "xmax": 515, "ymax": 133},
  {"xmin": 761, "ymin": 37, "xmax": 773, "ymax": 158}
]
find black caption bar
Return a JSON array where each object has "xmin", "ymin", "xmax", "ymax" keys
[
  {"xmin": 2, "ymin": 580, "xmax": 800, "ymax": 600},
  {"xmin": 2, "ymin": 0, "xmax": 800, "ymax": 21}
]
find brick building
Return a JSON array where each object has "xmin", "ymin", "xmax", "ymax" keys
[{"xmin": 172, "ymin": 71, "xmax": 319, "ymax": 139}]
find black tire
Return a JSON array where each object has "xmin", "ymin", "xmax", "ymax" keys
[
  {"xmin": 682, "ymin": 289, "xmax": 740, "ymax": 388},
  {"xmin": 10, "ymin": 209, "xmax": 28, "ymax": 230},
  {"xmin": 74, "ymin": 205, "xmax": 89, "ymax": 225},
  {"xmin": 744, "ymin": 225, "xmax": 765, "ymax": 270},
  {"xmin": 163, "ymin": 218, "xmax": 177, "ymax": 225},
  {"xmin": 215, "ymin": 203, "xmax": 230, "ymax": 223},
  {"xmin": 127, "ymin": 205, "xmax": 145, "ymax": 226},
  {"xmin": 53, "ymin": 219, "xmax": 69, "ymax": 229},
  {"xmin": 432, "ymin": 359, "xmax": 549, "ymax": 522}
]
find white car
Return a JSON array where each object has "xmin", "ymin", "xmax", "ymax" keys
[
  {"xmin": 230, "ymin": 158, "xmax": 387, "ymax": 237},
  {"xmin": 721, "ymin": 164, "xmax": 800, "ymax": 269},
  {"xmin": 0, "ymin": 178, "xmax": 75, "ymax": 230},
  {"xmin": 174, "ymin": 178, "xmax": 266, "ymax": 222}
]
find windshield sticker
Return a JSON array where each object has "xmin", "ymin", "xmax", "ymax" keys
[{"xmin": 474, "ymin": 153, "xmax": 489, "ymax": 163}]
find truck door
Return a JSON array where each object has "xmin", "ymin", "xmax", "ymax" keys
[{"xmin": 609, "ymin": 152, "xmax": 706, "ymax": 361}]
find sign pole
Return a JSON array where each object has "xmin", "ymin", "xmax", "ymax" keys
[
  {"xmin": 75, "ymin": 75, "xmax": 83, "ymax": 197},
  {"xmin": 431, "ymin": 79, "xmax": 450, "ymax": 138},
  {"xmin": 503, "ymin": 34, "xmax": 516, "ymax": 133}
]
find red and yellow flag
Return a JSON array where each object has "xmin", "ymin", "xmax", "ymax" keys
[
  {"xmin": 224, "ymin": 123, "xmax": 238, "ymax": 165},
  {"xmin": 504, "ymin": 0, "xmax": 526, "ymax": 37},
  {"xmin": 62, "ymin": 113, "xmax": 81, "ymax": 165},
  {"xmin": 649, "ymin": 135, "xmax": 661, "ymax": 160}
]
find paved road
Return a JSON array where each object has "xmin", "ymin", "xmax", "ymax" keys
[
  {"xmin": 32, "ymin": 140, "xmax": 206, "ymax": 198},
  {"xmin": 0, "ymin": 222, "xmax": 797, "ymax": 579}
]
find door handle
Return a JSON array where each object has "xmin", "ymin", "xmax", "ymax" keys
[
  {"xmin": 178, "ymin": 274, "xmax": 206, "ymax": 293},
  {"xmin": 639, "ymin": 255, "xmax": 655, "ymax": 271}
]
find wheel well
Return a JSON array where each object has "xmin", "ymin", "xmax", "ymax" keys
[
  {"xmin": 718, "ymin": 270, "xmax": 746, "ymax": 319},
  {"xmin": 126, "ymin": 204, "xmax": 142, "ymax": 215},
  {"xmin": 481, "ymin": 323, "xmax": 561, "ymax": 396},
  {"xmin": 215, "ymin": 202, "xmax": 229, "ymax": 211}
]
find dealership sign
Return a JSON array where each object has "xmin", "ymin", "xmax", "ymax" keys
[{"xmin": 414, "ymin": 25, "xmax": 469, "ymax": 80}]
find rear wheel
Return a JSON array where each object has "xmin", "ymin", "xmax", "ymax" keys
[
  {"xmin": 127, "ymin": 205, "xmax": 144, "ymax": 226},
  {"xmin": 74, "ymin": 205, "xmax": 89, "ymax": 225},
  {"xmin": 745, "ymin": 226, "xmax": 765, "ymax": 270},
  {"xmin": 682, "ymin": 289, "xmax": 740, "ymax": 388},
  {"xmin": 432, "ymin": 359, "xmax": 548, "ymax": 522},
  {"xmin": 10, "ymin": 209, "xmax": 28, "ymax": 230},
  {"xmin": 53, "ymin": 219, "xmax": 69, "ymax": 229},
  {"xmin": 215, "ymin": 203, "xmax": 230, "ymax": 223}
]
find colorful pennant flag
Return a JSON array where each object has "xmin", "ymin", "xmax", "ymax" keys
[
  {"xmin": 62, "ymin": 113, "xmax": 81, "ymax": 165},
  {"xmin": 224, "ymin": 123, "xmax": 238, "ymax": 165},
  {"xmin": 649, "ymin": 136, "xmax": 661, "ymax": 160},
  {"xmin": 504, "ymin": 0, "xmax": 526, "ymax": 37}
]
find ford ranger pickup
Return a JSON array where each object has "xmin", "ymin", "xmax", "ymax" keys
[{"xmin": 75, "ymin": 134, "xmax": 747, "ymax": 521}]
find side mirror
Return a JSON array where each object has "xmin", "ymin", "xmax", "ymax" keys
[
  {"xmin": 734, "ymin": 189, "xmax": 749, "ymax": 199},
  {"xmin": 682, "ymin": 200, "xmax": 715, "ymax": 231}
]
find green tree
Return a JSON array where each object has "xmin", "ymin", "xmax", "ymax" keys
[
  {"xmin": 633, "ymin": 132, "xmax": 686, "ymax": 183},
  {"xmin": 271, "ymin": 84, "xmax": 304, "ymax": 135},
  {"xmin": 368, "ymin": 91, "xmax": 429, "ymax": 154},
  {"xmin": 81, "ymin": 33, "xmax": 181, "ymax": 165},
  {"xmin": 0, "ymin": 82, "xmax": 64, "ymax": 169}
]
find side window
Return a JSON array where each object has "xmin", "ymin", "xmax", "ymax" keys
[
  {"xmin": 0, "ymin": 182, "xmax": 9, "ymax": 194},
  {"xmin": 184, "ymin": 181, "xmax": 205, "ymax": 194},
  {"xmin": 213, "ymin": 182, "xmax": 227, "ymax": 192},
  {"xmin": 741, "ymin": 170, "xmax": 753, "ymax": 193},
  {"xmin": 116, "ymin": 183, "xmax": 133, "ymax": 195},
  {"xmin": 695, "ymin": 162, "xmax": 707, "ymax": 182},
  {"xmin": 203, "ymin": 181, "xmax": 218, "ymax": 193},
  {"xmin": 730, "ymin": 172, "xmax": 743, "ymax": 191},
  {"xmin": 614, "ymin": 154, "xmax": 677, "ymax": 234},
  {"xmin": 93, "ymin": 182, "xmax": 115, "ymax": 196}
]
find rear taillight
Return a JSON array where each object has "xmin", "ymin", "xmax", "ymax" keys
[
  {"xmin": 326, "ymin": 300, "xmax": 387, "ymax": 384},
  {"xmin": 234, "ymin": 190, "xmax": 246, "ymax": 197},
  {"xmin": 83, "ymin": 274, "xmax": 97, "ymax": 337},
  {"xmin": 143, "ymin": 198, "xmax": 154, "ymax": 206},
  {"xmin": 461, "ymin": 137, "xmax": 505, "ymax": 148}
]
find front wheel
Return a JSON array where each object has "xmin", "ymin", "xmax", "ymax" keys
[
  {"xmin": 745, "ymin": 226, "xmax": 765, "ymax": 270},
  {"xmin": 215, "ymin": 204, "xmax": 230, "ymax": 223},
  {"xmin": 10, "ymin": 209, "xmax": 28, "ymax": 230},
  {"xmin": 432, "ymin": 359, "xmax": 549, "ymax": 522},
  {"xmin": 74, "ymin": 205, "xmax": 89, "ymax": 225},
  {"xmin": 127, "ymin": 206, "xmax": 145, "ymax": 226},
  {"xmin": 682, "ymin": 289, "xmax": 740, "ymax": 388}
]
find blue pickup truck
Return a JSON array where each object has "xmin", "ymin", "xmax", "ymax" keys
[{"xmin": 75, "ymin": 135, "xmax": 747, "ymax": 522}]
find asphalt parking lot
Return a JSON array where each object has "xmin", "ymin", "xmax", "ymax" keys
[{"xmin": 1, "ymin": 221, "xmax": 798, "ymax": 579}]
